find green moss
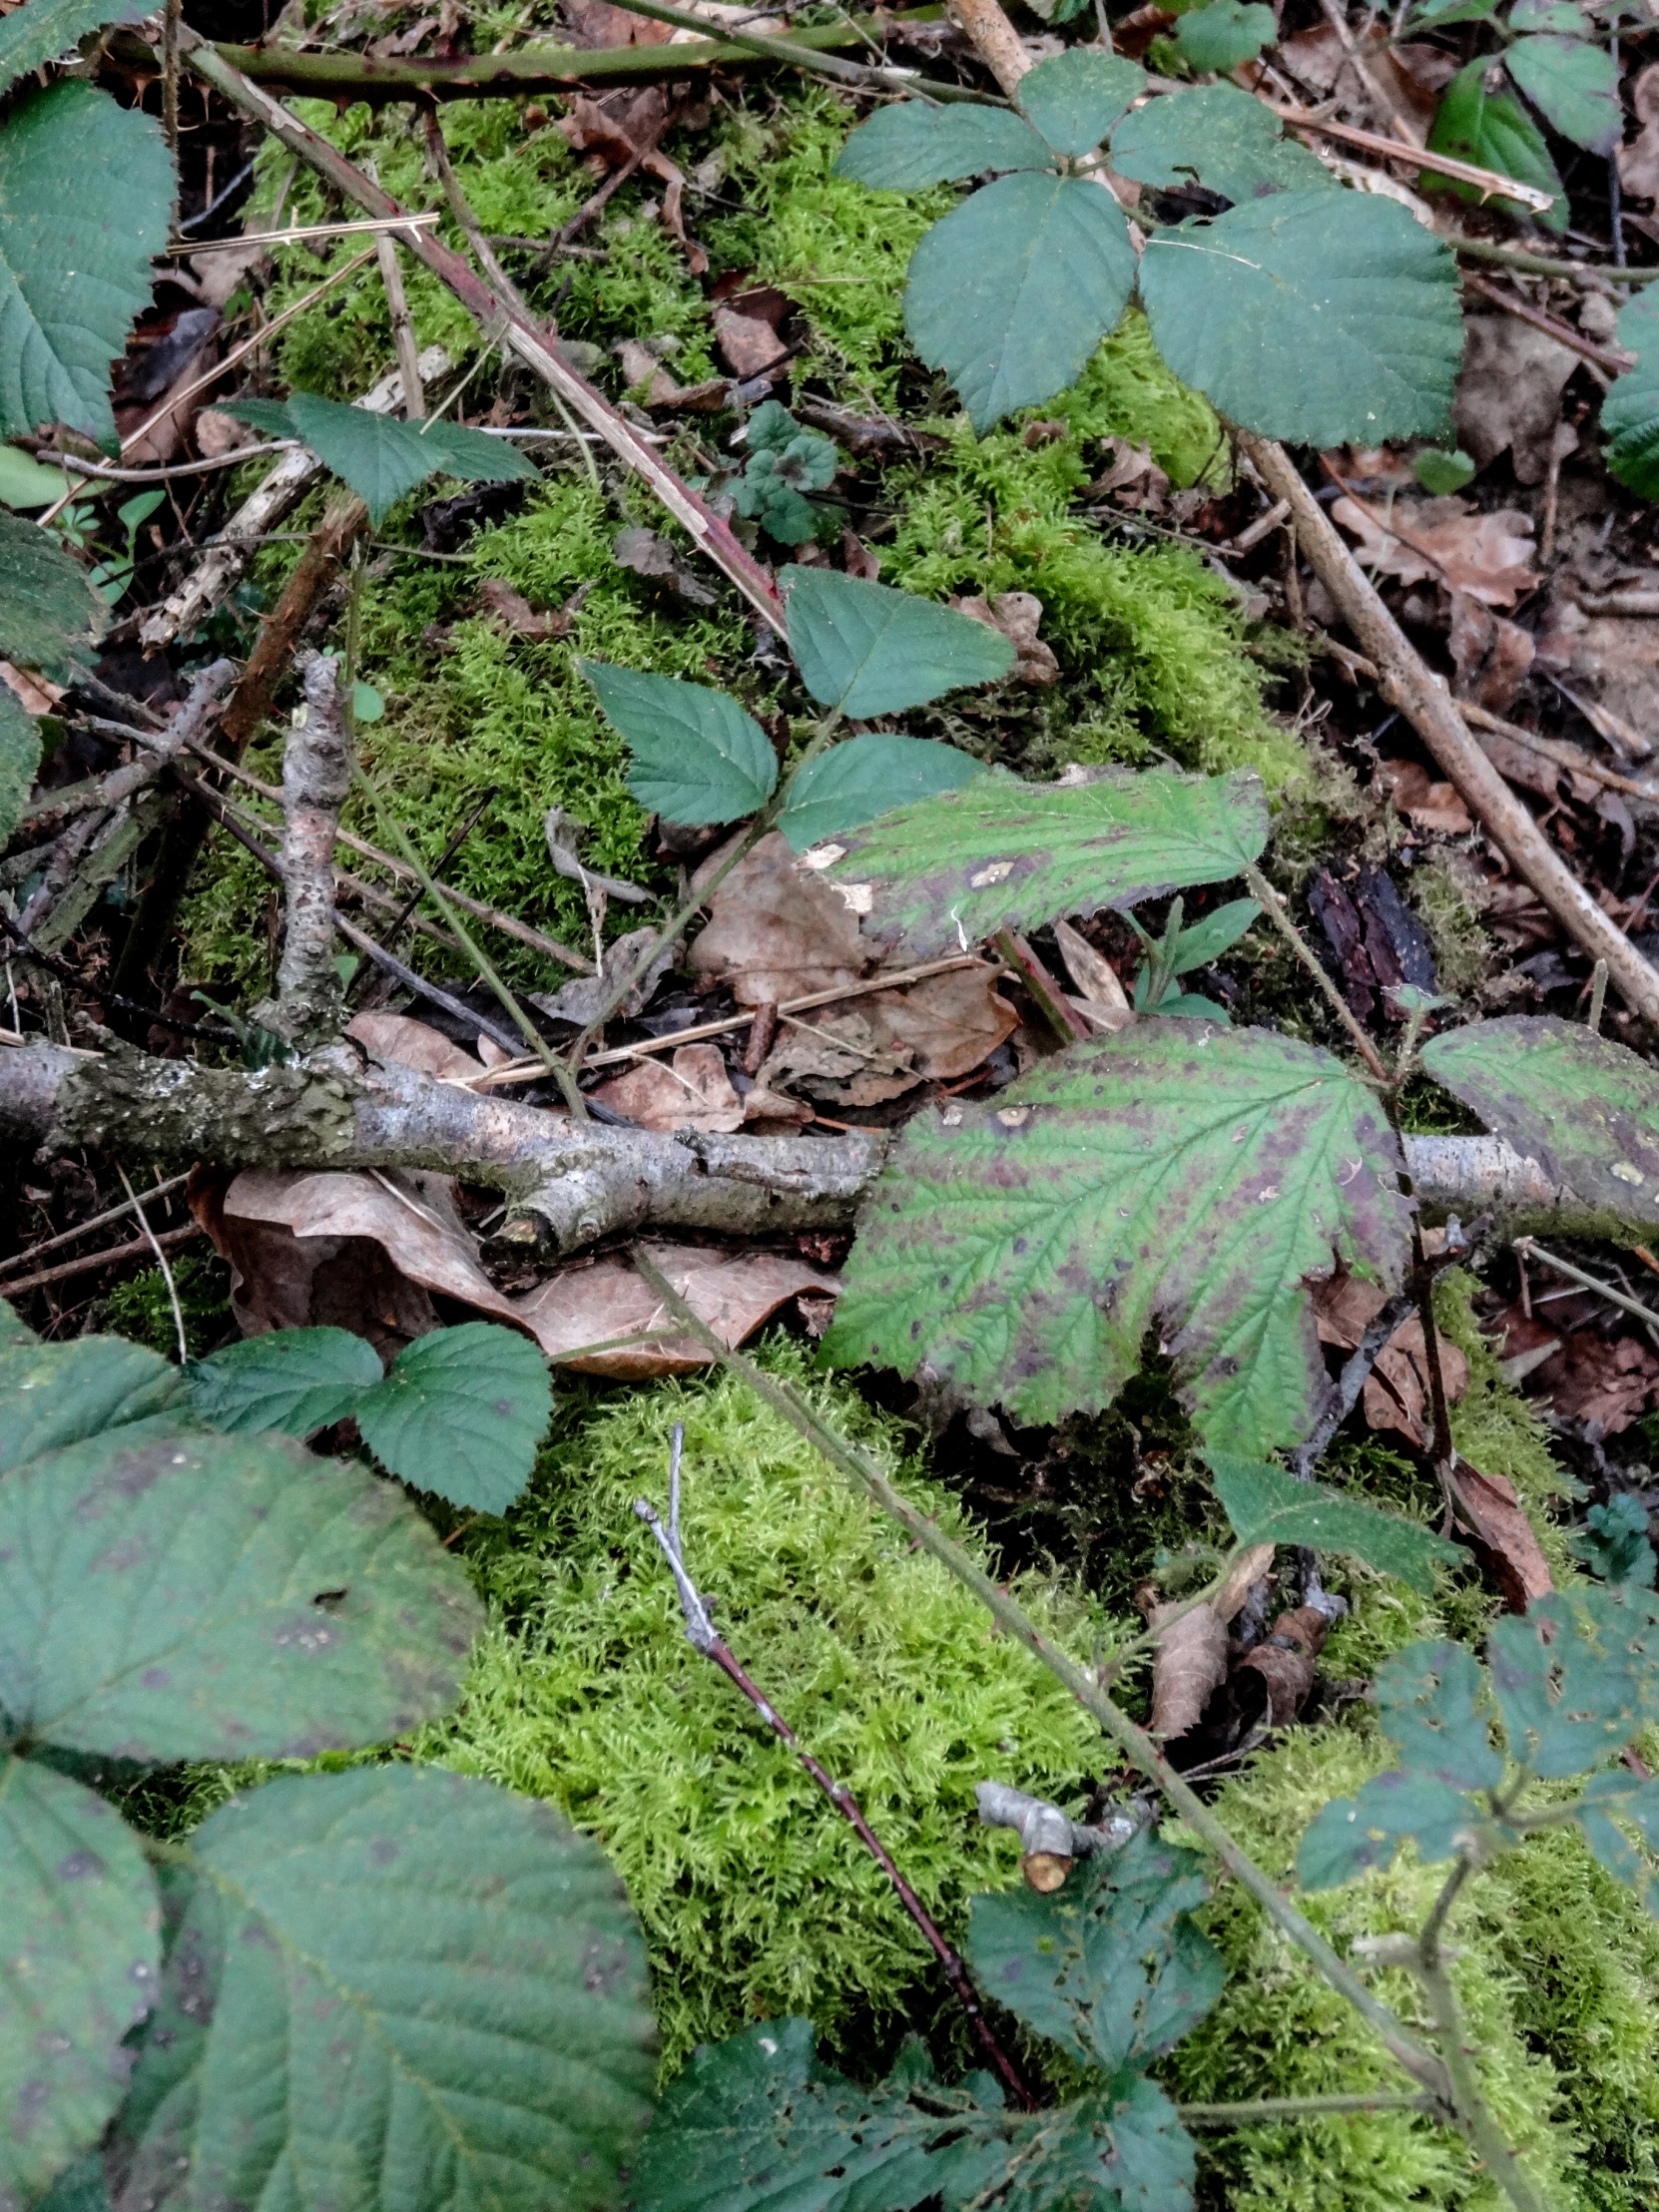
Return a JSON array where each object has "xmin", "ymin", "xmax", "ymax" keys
[
  {"xmin": 414, "ymin": 1348, "xmax": 1116, "ymax": 2075},
  {"xmin": 102, "ymin": 1253, "xmax": 232, "ymax": 1360},
  {"xmin": 1410, "ymin": 850, "xmax": 1497, "ymax": 1001}
]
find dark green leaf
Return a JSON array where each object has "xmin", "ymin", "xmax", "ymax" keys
[
  {"xmin": 1571, "ymin": 1495, "xmax": 1658, "ymax": 1589},
  {"xmin": 0, "ymin": 1297, "xmax": 33, "ymax": 1345},
  {"xmin": 1487, "ymin": 1588, "xmax": 1658, "ymax": 1779},
  {"xmin": 780, "ymin": 733, "xmax": 983, "ymax": 852},
  {"xmin": 1577, "ymin": 1804, "xmax": 1658, "ymax": 1917},
  {"xmin": 818, "ymin": 765, "xmax": 1266, "ymax": 961},
  {"xmin": 1169, "ymin": 895, "xmax": 1258, "ymax": 975},
  {"xmin": 825, "ymin": 1021, "xmax": 1410, "ymax": 1448},
  {"xmin": 0, "ymin": 0, "xmax": 144, "ymax": 92},
  {"xmin": 1207, "ymin": 1452, "xmax": 1461, "ymax": 1595},
  {"xmin": 116, "ymin": 1768, "xmax": 657, "ymax": 2212},
  {"xmin": 0, "ymin": 1425, "xmax": 482, "ymax": 1761},
  {"xmin": 226, "ymin": 393, "xmax": 532, "ymax": 523},
  {"xmin": 1578, "ymin": 1771, "xmax": 1659, "ymax": 1916},
  {"xmin": 185, "ymin": 1326, "xmax": 382, "ymax": 1439},
  {"xmin": 0, "ymin": 681, "xmax": 41, "ymax": 844},
  {"xmin": 1013, "ymin": 2077, "xmax": 1196, "ymax": 2212},
  {"xmin": 1175, "ymin": 0, "xmax": 1276, "ymax": 72},
  {"xmin": 1375, "ymin": 1639, "xmax": 1505, "ymax": 1789},
  {"xmin": 0, "ymin": 80, "xmax": 174, "ymax": 447},
  {"xmin": 1148, "ymin": 988, "xmax": 1229, "ymax": 1019},
  {"xmin": 1414, "ymin": 446, "xmax": 1476, "ymax": 494},
  {"xmin": 745, "ymin": 398, "xmax": 805, "ymax": 456},
  {"xmin": 833, "ymin": 100, "xmax": 1053, "ymax": 187},
  {"xmin": 582, "ymin": 660, "xmax": 778, "ymax": 825},
  {"xmin": 0, "ymin": 507, "xmax": 106, "ymax": 679},
  {"xmin": 1141, "ymin": 190, "xmax": 1462, "ymax": 445},
  {"xmin": 1411, "ymin": 0, "xmax": 1500, "ymax": 22},
  {"xmin": 32, "ymin": 2150, "xmax": 112, "ymax": 2212},
  {"xmin": 1017, "ymin": 48, "xmax": 1145, "ymax": 156},
  {"xmin": 1298, "ymin": 1769, "xmax": 1479, "ymax": 1890},
  {"xmin": 1423, "ymin": 59, "xmax": 1566, "ymax": 229},
  {"xmin": 1506, "ymin": 32, "xmax": 1619, "ymax": 152},
  {"xmin": 782, "ymin": 567, "xmax": 1014, "ymax": 716},
  {"xmin": 1419, "ymin": 1015, "xmax": 1659, "ymax": 1229},
  {"xmin": 1604, "ymin": 290, "xmax": 1659, "ymax": 499},
  {"xmin": 222, "ymin": 395, "xmax": 294, "ymax": 439},
  {"xmin": 968, "ymin": 1827, "xmax": 1222, "ymax": 2074},
  {"xmin": 0, "ymin": 1757, "xmax": 159, "ymax": 2205},
  {"xmin": 903, "ymin": 170, "xmax": 1138, "ymax": 432},
  {"xmin": 416, "ymin": 415, "xmax": 538, "ymax": 484},
  {"xmin": 0, "ymin": 1333, "xmax": 190, "ymax": 1471},
  {"xmin": 353, "ymin": 1320, "xmax": 553, "ymax": 1513},
  {"xmin": 1109, "ymin": 85, "xmax": 1334, "ymax": 206}
]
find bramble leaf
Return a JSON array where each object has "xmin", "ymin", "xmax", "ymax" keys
[
  {"xmin": 1419, "ymin": 1015, "xmax": 1659, "ymax": 1229},
  {"xmin": 1298, "ymin": 1769, "xmax": 1479, "ymax": 1890},
  {"xmin": 1375, "ymin": 1639, "xmax": 1505, "ymax": 1790},
  {"xmin": 0, "ymin": 507, "xmax": 106, "ymax": 680},
  {"xmin": 1207, "ymin": 1453, "xmax": 1461, "ymax": 1595},
  {"xmin": 833, "ymin": 99, "xmax": 1052, "ymax": 187},
  {"xmin": 353, "ymin": 1320, "xmax": 553, "ymax": 1513},
  {"xmin": 903, "ymin": 170, "xmax": 1137, "ymax": 431},
  {"xmin": 824, "ymin": 1020, "xmax": 1410, "ymax": 1449},
  {"xmin": 1140, "ymin": 191, "xmax": 1462, "ymax": 445},
  {"xmin": 0, "ymin": 682, "xmax": 41, "ymax": 844},
  {"xmin": 1174, "ymin": 0, "xmax": 1276, "ymax": 72},
  {"xmin": 0, "ymin": 0, "xmax": 143, "ymax": 91},
  {"xmin": 226, "ymin": 392, "xmax": 534, "ymax": 523},
  {"xmin": 782, "ymin": 567, "xmax": 1014, "ymax": 716},
  {"xmin": 1109, "ymin": 84, "xmax": 1334, "ymax": 205},
  {"xmin": 1603, "ymin": 290, "xmax": 1659, "ymax": 500},
  {"xmin": 0, "ymin": 1332, "xmax": 190, "ymax": 1471},
  {"xmin": 186, "ymin": 1326, "xmax": 383, "ymax": 1439},
  {"xmin": 1506, "ymin": 32, "xmax": 1620, "ymax": 153},
  {"xmin": 1487, "ymin": 1587, "xmax": 1659, "ymax": 1779},
  {"xmin": 1578, "ymin": 1771, "xmax": 1659, "ymax": 1917},
  {"xmin": 1017, "ymin": 48, "xmax": 1145, "ymax": 156},
  {"xmin": 0, "ymin": 80, "xmax": 174, "ymax": 447},
  {"xmin": 781, "ymin": 732, "xmax": 983, "ymax": 852},
  {"xmin": 968, "ymin": 1828, "xmax": 1223, "ymax": 2074},
  {"xmin": 0, "ymin": 1757, "xmax": 159, "ymax": 2205},
  {"xmin": 1423, "ymin": 58, "xmax": 1565, "ymax": 228},
  {"xmin": 0, "ymin": 1423, "xmax": 482, "ymax": 1760},
  {"xmin": 582, "ymin": 660, "xmax": 779, "ymax": 824},
  {"xmin": 1571, "ymin": 1494, "xmax": 1658, "ymax": 1589},
  {"xmin": 116, "ymin": 1768, "xmax": 658, "ymax": 2212},
  {"xmin": 817, "ymin": 766, "xmax": 1266, "ymax": 961},
  {"xmin": 1019, "ymin": 2077, "xmax": 1197, "ymax": 2212}
]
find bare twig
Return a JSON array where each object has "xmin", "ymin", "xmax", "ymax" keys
[
  {"xmin": 974, "ymin": 1780, "xmax": 1134, "ymax": 1892},
  {"xmin": 0, "ymin": 1171, "xmax": 191, "ymax": 1280},
  {"xmin": 375, "ymin": 231, "xmax": 426, "ymax": 419},
  {"xmin": 1263, "ymin": 100, "xmax": 1554, "ymax": 215},
  {"xmin": 1512, "ymin": 1239, "xmax": 1659, "ymax": 1334},
  {"xmin": 267, "ymin": 656, "xmax": 354, "ymax": 1042},
  {"xmin": 22, "ymin": 659, "xmax": 237, "ymax": 832},
  {"xmin": 994, "ymin": 928, "xmax": 1089, "ymax": 1043},
  {"xmin": 116, "ymin": 1165, "xmax": 188, "ymax": 1364},
  {"xmin": 0, "ymin": 1223, "xmax": 204, "ymax": 1299},
  {"xmin": 1460, "ymin": 270, "xmax": 1631, "ymax": 375}
]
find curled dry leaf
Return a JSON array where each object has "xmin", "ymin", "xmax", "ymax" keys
[
  {"xmin": 1332, "ymin": 496, "xmax": 1539, "ymax": 608},
  {"xmin": 558, "ymin": 89, "xmax": 705, "ymax": 272},
  {"xmin": 1619, "ymin": 62, "xmax": 1659, "ymax": 208},
  {"xmin": 1084, "ymin": 439, "xmax": 1170, "ymax": 512},
  {"xmin": 1376, "ymin": 759, "xmax": 1475, "ymax": 837},
  {"xmin": 1442, "ymin": 1460, "xmax": 1552, "ymax": 1612},
  {"xmin": 1448, "ymin": 592, "xmax": 1534, "ymax": 715},
  {"xmin": 1312, "ymin": 1269, "xmax": 1468, "ymax": 1451},
  {"xmin": 690, "ymin": 830, "xmax": 871, "ymax": 1006},
  {"xmin": 950, "ymin": 591, "xmax": 1060, "ymax": 685},
  {"xmin": 513, "ymin": 1240, "xmax": 837, "ymax": 1375},
  {"xmin": 1052, "ymin": 917, "xmax": 1134, "ymax": 1033},
  {"xmin": 1496, "ymin": 1301, "xmax": 1659, "ymax": 1433},
  {"xmin": 478, "ymin": 577, "xmax": 581, "ymax": 642},
  {"xmin": 1454, "ymin": 315, "xmax": 1578, "ymax": 488},
  {"xmin": 1146, "ymin": 1597, "xmax": 1229, "ymax": 1743},
  {"xmin": 195, "ymin": 407, "xmax": 257, "ymax": 459},
  {"xmin": 753, "ymin": 963, "xmax": 1018, "ymax": 1107},
  {"xmin": 531, "ymin": 924, "xmax": 672, "ymax": 1024},
  {"xmin": 1236, "ymin": 1604, "xmax": 1331, "ymax": 1728},
  {"xmin": 1277, "ymin": 20, "xmax": 1450, "ymax": 134}
]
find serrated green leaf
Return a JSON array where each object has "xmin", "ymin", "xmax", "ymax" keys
[
  {"xmin": 0, "ymin": 1424, "xmax": 482, "ymax": 1761},
  {"xmin": 1576, "ymin": 1803, "xmax": 1658, "ymax": 1916},
  {"xmin": 0, "ymin": 1757, "xmax": 159, "ymax": 2205},
  {"xmin": 780, "ymin": 733, "xmax": 983, "ymax": 852},
  {"xmin": 0, "ymin": 508, "xmax": 106, "ymax": 679},
  {"xmin": 417, "ymin": 414, "xmax": 539, "ymax": 484},
  {"xmin": 1375, "ymin": 1639, "xmax": 1505, "ymax": 1789},
  {"xmin": 0, "ymin": 1333, "xmax": 190, "ymax": 1471},
  {"xmin": 968, "ymin": 1828, "xmax": 1222, "ymax": 2074},
  {"xmin": 903, "ymin": 170, "xmax": 1137, "ymax": 432},
  {"xmin": 0, "ymin": 1298, "xmax": 33, "ymax": 1345},
  {"xmin": 1298, "ymin": 1769, "xmax": 1479, "ymax": 1890},
  {"xmin": 1604, "ymin": 290, "xmax": 1659, "ymax": 499},
  {"xmin": 0, "ymin": 80, "xmax": 174, "ymax": 448},
  {"xmin": 1017, "ymin": 48, "xmax": 1145, "ymax": 156},
  {"xmin": 1148, "ymin": 988, "xmax": 1229, "ymax": 1019},
  {"xmin": 833, "ymin": 100, "xmax": 1053, "ymax": 187},
  {"xmin": 1487, "ymin": 1587, "xmax": 1658, "ymax": 1779},
  {"xmin": 0, "ymin": 0, "xmax": 143, "ymax": 92},
  {"xmin": 782, "ymin": 567, "xmax": 1014, "ymax": 716},
  {"xmin": 582, "ymin": 659, "xmax": 778, "ymax": 825},
  {"xmin": 1021, "ymin": 2077, "xmax": 1196, "ymax": 2212},
  {"xmin": 1506, "ymin": 31, "xmax": 1619, "ymax": 151},
  {"xmin": 1175, "ymin": 0, "xmax": 1276, "ymax": 72},
  {"xmin": 1170, "ymin": 894, "xmax": 1258, "ymax": 975},
  {"xmin": 0, "ymin": 680, "xmax": 41, "ymax": 842},
  {"xmin": 1414, "ymin": 446, "xmax": 1475, "ymax": 494},
  {"xmin": 116, "ymin": 1767, "xmax": 657, "ymax": 2212},
  {"xmin": 824, "ymin": 1020, "xmax": 1410, "ymax": 1448},
  {"xmin": 1423, "ymin": 58, "xmax": 1566, "ymax": 228},
  {"xmin": 1578, "ymin": 1770, "xmax": 1659, "ymax": 1916},
  {"xmin": 185, "ymin": 1326, "xmax": 382, "ymax": 1439},
  {"xmin": 1206, "ymin": 1452, "xmax": 1461, "ymax": 1595},
  {"xmin": 226, "ymin": 392, "xmax": 533, "ymax": 524},
  {"xmin": 1420, "ymin": 1015, "xmax": 1659, "ymax": 1229},
  {"xmin": 1411, "ymin": 0, "xmax": 1500, "ymax": 22},
  {"xmin": 1140, "ymin": 190, "xmax": 1462, "ymax": 445},
  {"xmin": 820, "ymin": 766, "xmax": 1266, "ymax": 961},
  {"xmin": 353, "ymin": 1320, "xmax": 552, "ymax": 1513},
  {"xmin": 1109, "ymin": 85, "xmax": 1335, "ymax": 207}
]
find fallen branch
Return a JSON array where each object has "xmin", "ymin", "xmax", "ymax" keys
[
  {"xmin": 974, "ymin": 1780, "xmax": 1135, "ymax": 1892},
  {"xmin": 0, "ymin": 1222, "xmax": 203, "ymax": 1299},
  {"xmin": 265, "ymin": 655, "xmax": 354, "ymax": 1044}
]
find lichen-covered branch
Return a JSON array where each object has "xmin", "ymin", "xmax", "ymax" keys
[{"xmin": 266, "ymin": 654, "xmax": 353, "ymax": 1044}]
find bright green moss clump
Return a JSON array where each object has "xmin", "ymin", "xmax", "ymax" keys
[{"xmin": 417, "ymin": 1350, "xmax": 1112, "ymax": 2074}]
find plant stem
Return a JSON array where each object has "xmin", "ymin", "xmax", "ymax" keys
[
  {"xmin": 1243, "ymin": 862, "xmax": 1388, "ymax": 1079},
  {"xmin": 1178, "ymin": 2091, "xmax": 1437, "ymax": 2126},
  {"xmin": 598, "ymin": 0, "xmax": 989, "ymax": 98},
  {"xmin": 627, "ymin": 1252, "xmax": 1452, "ymax": 2110},
  {"xmin": 1416, "ymin": 1954, "xmax": 1557, "ymax": 2212}
]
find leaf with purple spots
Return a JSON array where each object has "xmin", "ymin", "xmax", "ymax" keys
[{"xmin": 822, "ymin": 1019, "xmax": 1410, "ymax": 1451}]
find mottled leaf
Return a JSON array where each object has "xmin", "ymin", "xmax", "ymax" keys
[
  {"xmin": 817, "ymin": 766, "xmax": 1266, "ymax": 961},
  {"xmin": 1510, "ymin": 0, "xmax": 1587, "ymax": 27},
  {"xmin": 582, "ymin": 660, "xmax": 778, "ymax": 825},
  {"xmin": 0, "ymin": 1758, "xmax": 159, "ymax": 2205},
  {"xmin": 1174, "ymin": 0, "xmax": 1276, "ymax": 73},
  {"xmin": 0, "ymin": 0, "xmax": 143, "ymax": 93},
  {"xmin": 1109, "ymin": 84, "xmax": 1334, "ymax": 205},
  {"xmin": 1375, "ymin": 1639, "xmax": 1505, "ymax": 1790},
  {"xmin": 1578, "ymin": 1771, "xmax": 1659, "ymax": 1916},
  {"xmin": 33, "ymin": 2150, "xmax": 112, "ymax": 2212},
  {"xmin": 1604, "ymin": 290, "xmax": 1659, "ymax": 501},
  {"xmin": 353, "ymin": 1320, "xmax": 553, "ymax": 1514},
  {"xmin": 780, "ymin": 732, "xmax": 983, "ymax": 852},
  {"xmin": 902, "ymin": 170, "xmax": 1138, "ymax": 432},
  {"xmin": 782, "ymin": 567, "xmax": 1014, "ymax": 717},
  {"xmin": 0, "ymin": 80, "xmax": 174, "ymax": 447},
  {"xmin": 1140, "ymin": 190, "xmax": 1462, "ymax": 445},
  {"xmin": 0, "ymin": 507, "xmax": 106, "ymax": 680},
  {"xmin": 0, "ymin": 1333, "xmax": 190, "ymax": 1472},
  {"xmin": 824, "ymin": 1020, "xmax": 1410, "ymax": 1449},
  {"xmin": 1207, "ymin": 1453, "xmax": 1461, "ymax": 1595},
  {"xmin": 115, "ymin": 1768, "xmax": 658, "ymax": 2212},
  {"xmin": 1423, "ymin": 58, "xmax": 1566, "ymax": 228},
  {"xmin": 1421, "ymin": 1015, "xmax": 1659, "ymax": 1227},
  {"xmin": 1487, "ymin": 1587, "xmax": 1659, "ymax": 1779},
  {"xmin": 1017, "ymin": 48, "xmax": 1145, "ymax": 156},
  {"xmin": 186, "ymin": 1326, "xmax": 382, "ymax": 1439},
  {"xmin": 1298, "ymin": 1769, "xmax": 1479, "ymax": 1890},
  {"xmin": 0, "ymin": 682, "xmax": 41, "ymax": 844},
  {"xmin": 833, "ymin": 100, "xmax": 1052, "ymax": 187},
  {"xmin": 1506, "ymin": 32, "xmax": 1619, "ymax": 153},
  {"xmin": 0, "ymin": 1425, "xmax": 482, "ymax": 1761}
]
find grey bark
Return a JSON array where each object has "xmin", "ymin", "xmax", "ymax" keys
[{"xmin": 264, "ymin": 654, "xmax": 353, "ymax": 1045}]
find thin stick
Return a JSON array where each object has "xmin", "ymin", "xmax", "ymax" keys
[
  {"xmin": 1243, "ymin": 862, "xmax": 1388, "ymax": 1079},
  {"xmin": 1588, "ymin": 958, "xmax": 1609, "ymax": 1035},
  {"xmin": 1513, "ymin": 1240, "xmax": 1659, "ymax": 1335},
  {"xmin": 995, "ymin": 928, "xmax": 1089, "ymax": 1044},
  {"xmin": 116, "ymin": 1167, "xmax": 188, "ymax": 1365},
  {"xmin": 0, "ymin": 1224, "xmax": 203, "ymax": 1300},
  {"xmin": 601, "ymin": 0, "xmax": 986, "ymax": 99},
  {"xmin": 0, "ymin": 1172, "xmax": 192, "ymax": 1280},
  {"xmin": 171, "ymin": 212, "xmax": 441, "ymax": 253},
  {"xmin": 1449, "ymin": 233, "xmax": 1659, "ymax": 287},
  {"xmin": 1264, "ymin": 100, "xmax": 1555, "ymax": 215},
  {"xmin": 375, "ymin": 231, "xmax": 426, "ymax": 420},
  {"xmin": 1460, "ymin": 270, "xmax": 1631, "ymax": 375}
]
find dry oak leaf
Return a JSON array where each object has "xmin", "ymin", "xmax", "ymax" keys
[
  {"xmin": 1443, "ymin": 1460, "xmax": 1552, "ymax": 1612},
  {"xmin": 1332, "ymin": 496, "xmax": 1539, "ymax": 608},
  {"xmin": 1455, "ymin": 315, "xmax": 1578, "ymax": 488},
  {"xmin": 347, "ymin": 1010, "xmax": 482, "ymax": 1082},
  {"xmin": 1497, "ymin": 1303, "xmax": 1659, "ymax": 1434},
  {"xmin": 1619, "ymin": 62, "xmax": 1659, "ymax": 207},
  {"xmin": 690, "ymin": 830, "xmax": 871, "ymax": 1007},
  {"xmin": 512, "ymin": 1240, "xmax": 837, "ymax": 1376},
  {"xmin": 587, "ymin": 1041, "xmax": 747, "ymax": 1132},
  {"xmin": 1312, "ymin": 1270, "xmax": 1468, "ymax": 1452},
  {"xmin": 951, "ymin": 591, "xmax": 1060, "ymax": 686},
  {"xmin": 1449, "ymin": 591, "xmax": 1534, "ymax": 716},
  {"xmin": 1376, "ymin": 758, "xmax": 1475, "ymax": 837}
]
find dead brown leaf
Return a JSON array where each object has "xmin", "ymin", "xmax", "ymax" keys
[
  {"xmin": 512, "ymin": 1239, "xmax": 835, "ymax": 1375},
  {"xmin": 195, "ymin": 407, "xmax": 257, "ymax": 459},
  {"xmin": 478, "ymin": 576, "xmax": 581, "ymax": 641},
  {"xmin": 557, "ymin": 89, "xmax": 705, "ymax": 272},
  {"xmin": 1444, "ymin": 1460, "xmax": 1553, "ymax": 1611},
  {"xmin": 951, "ymin": 590, "xmax": 1059, "ymax": 685},
  {"xmin": 1084, "ymin": 438, "xmax": 1170, "ymax": 512},
  {"xmin": 1376, "ymin": 759, "xmax": 1476, "ymax": 838},
  {"xmin": 587, "ymin": 1041, "xmax": 747, "ymax": 1131},
  {"xmin": 714, "ymin": 306, "xmax": 789, "ymax": 379},
  {"xmin": 1, "ymin": 660, "xmax": 63, "ymax": 714},
  {"xmin": 1448, "ymin": 591, "xmax": 1534, "ymax": 714},
  {"xmin": 1495, "ymin": 1303, "xmax": 1659, "ymax": 1433},
  {"xmin": 690, "ymin": 830, "xmax": 871, "ymax": 1006},
  {"xmin": 753, "ymin": 962, "xmax": 1018, "ymax": 1107},
  {"xmin": 347, "ymin": 1011, "xmax": 482, "ymax": 1081},
  {"xmin": 1236, "ymin": 1605, "xmax": 1331, "ymax": 1727},
  {"xmin": 1333, "ymin": 495, "xmax": 1539, "ymax": 607},
  {"xmin": 1619, "ymin": 63, "xmax": 1659, "ymax": 206},
  {"xmin": 1146, "ymin": 1598, "xmax": 1230, "ymax": 1742},
  {"xmin": 1277, "ymin": 20, "xmax": 1449, "ymax": 132},
  {"xmin": 612, "ymin": 525, "xmax": 719, "ymax": 604},
  {"xmin": 1313, "ymin": 1271, "xmax": 1468, "ymax": 1450},
  {"xmin": 559, "ymin": 0, "xmax": 676, "ymax": 42},
  {"xmin": 1455, "ymin": 314, "xmax": 1578, "ymax": 487}
]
